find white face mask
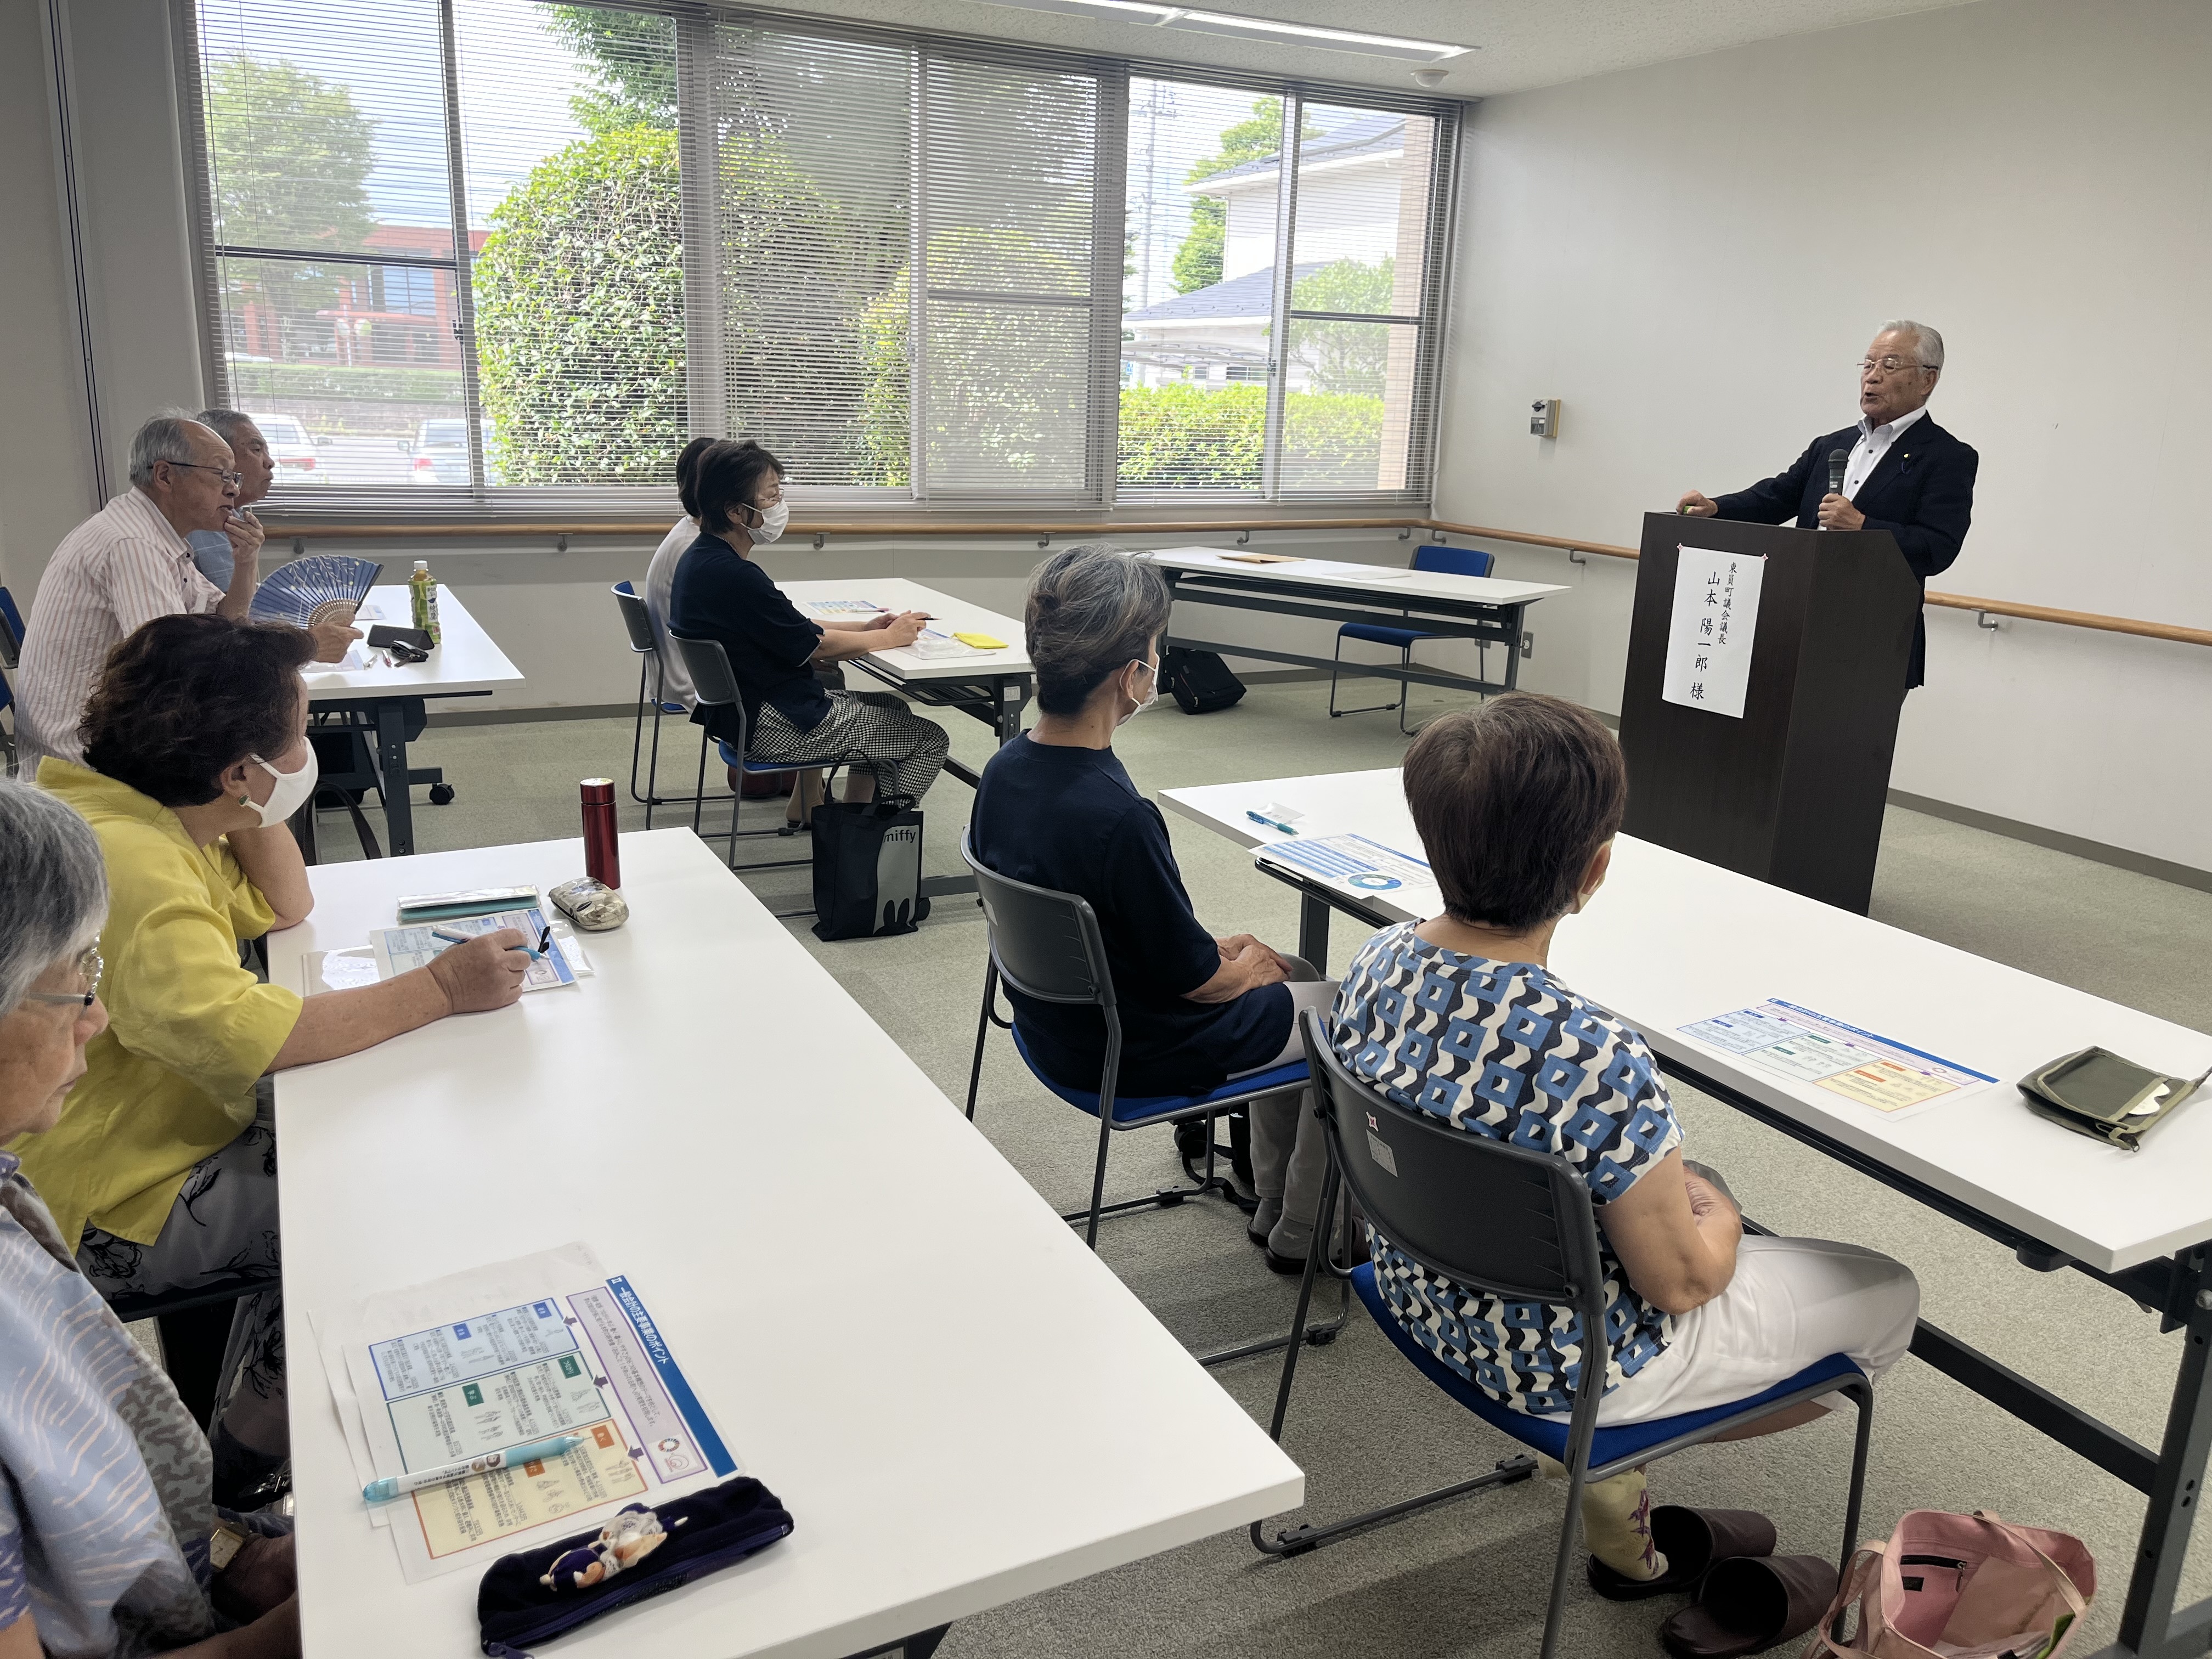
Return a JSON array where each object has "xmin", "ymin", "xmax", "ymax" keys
[
  {"xmin": 1116, "ymin": 658, "xmax": 1160, "ymax": 726},
  {"xmin": 746, "ymin": 498, "xmax": 789, "ymax": 546},
  {"xmin": 243, "ymin": 747, "xmax": 319, "ymax": 829}
]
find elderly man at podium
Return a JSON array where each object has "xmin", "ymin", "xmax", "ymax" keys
[{"xmin": 1676, "ymin": 320, "xmax": 1977, "ymax": 688}]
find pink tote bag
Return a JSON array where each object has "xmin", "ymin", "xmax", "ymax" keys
[{"xmin": 1802, "ymin": 1509, "xmax": 2094, "ymax": 1659}]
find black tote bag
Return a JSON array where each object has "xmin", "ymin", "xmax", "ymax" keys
[{"xmin": 810, "ymin": 798, "xmax": 929, "ymax": 940}]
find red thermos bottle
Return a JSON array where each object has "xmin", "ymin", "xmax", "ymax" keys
[{"xmin": 580, "ymin": 778, "xmax": 620, "ymax": 889}]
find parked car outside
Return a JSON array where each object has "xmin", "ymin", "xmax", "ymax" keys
[
  {"xmin": 401, "ymin": 418, "xmax": 503, "ymax": 484},
  {"xmin": 241, "ymin": 412, "xmax": 331, "ymax": 484}
]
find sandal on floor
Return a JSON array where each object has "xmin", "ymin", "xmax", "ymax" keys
[
  {"xmin": 1659, "ymin": 1554, "xmax": 1838, "ymax": 1657},
  {"xmin": 1587, "ymin": 1506, "xmax": 1777, "ymax": 1601}
]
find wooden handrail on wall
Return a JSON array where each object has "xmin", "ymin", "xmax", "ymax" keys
[{"xmin": 258, "ymin": 512, "xmax": 2212, "ymax": 652}]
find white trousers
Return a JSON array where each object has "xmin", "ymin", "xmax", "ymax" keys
[
  {"xmin": 1554, "ymin": 1234, "xmax": 1920, "ymax": 1427},
  {"xmin": 1237, "ymin": 970, "xmax": 1339, "ymax": 1252}
]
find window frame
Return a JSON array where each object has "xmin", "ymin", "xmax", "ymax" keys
[{"xmin": 178, "ymin": 0, "xmax": 1464, "ymax": 518}]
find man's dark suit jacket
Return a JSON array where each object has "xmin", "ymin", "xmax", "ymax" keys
[{"xmin": 1712, "ymin": 414, "xmax": 1978, "ymax": 689}]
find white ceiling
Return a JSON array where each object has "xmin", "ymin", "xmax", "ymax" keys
[{"xmin": 753, "ymin": 0, "xmax": 1984, "ymax": 97}]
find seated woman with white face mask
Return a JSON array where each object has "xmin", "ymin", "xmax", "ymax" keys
[
  {"xmin": 668, "ymin": 438, "xmax": 951, "ymax": 803},
  {"xmin": 967, "ymin": 545, "xmax": 1335, "ymax": 1270},
  {"xmin": 20, "ymin": 613, "xmax": 530, "ymax": 1500}
]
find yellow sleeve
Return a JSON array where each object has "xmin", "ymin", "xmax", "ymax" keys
[
  {"xmin": 103, "ymin": 870, "xmax": 301, "ymax": 1113},
  {"xmin": 208, "ymin": 835, "xmax": 280, "ymax": 941}
]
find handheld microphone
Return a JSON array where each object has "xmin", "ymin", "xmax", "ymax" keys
[{"xmin": 1827, "ymin": 448, "xmax": 1848, "ymax": 494}]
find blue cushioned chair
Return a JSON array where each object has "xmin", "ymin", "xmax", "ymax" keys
[
  {"xmin": 1255, "ymin": 1011, "xmax": 1875, "ymax": 1659},
  {"xmin": 1328, "ymin": 543, "xmax": 1496, "ymax": 734},
  {"xmin": 612, "ymin": 582, "xmax": 715, "ymax": 830},
  {"xmin": 961, "ymin": 832, "xmax": 1350, "ymax": 1365},
  {"xmin": 0, "ymin": 584, "xmax": 23, "ymax": 667},
  {"xmin": 667, "ymin": 630, "xmax": 882, "ymax": 881}
]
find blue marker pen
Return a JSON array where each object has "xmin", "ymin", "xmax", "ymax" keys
[
  {"xmin": 1246, "ymin": 810, "xmax": 1299, "ymax": 836},
  {"xmin": 431, "ymin": 924, "xmax": 541, "ymax": 962},
  {"xmin": 363, "ymin": 1433, "xmax": 587, "ymax": 1503}
]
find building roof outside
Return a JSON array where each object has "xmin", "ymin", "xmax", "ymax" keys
[
  {"xmin": 1125, "ymin": 261, "xmax": 1324, "ymax": 325},
  {"xmin": 1191, "ymin": 112, "xmax": 1405, "ymax": 195}
]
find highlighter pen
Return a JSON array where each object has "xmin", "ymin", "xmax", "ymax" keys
[
  {"xmin": 1246, "ymin": 810, "xmax": 1299, "ymax": 836},
  {"xmin": 431, "ymin": 924, "xmax": 541, "ymax": 962},
  {"xmin": 363, "ymin": 1434, "xmax": 586, "ymax": 1503}
]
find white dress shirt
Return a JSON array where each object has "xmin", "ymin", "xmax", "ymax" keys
[
  {"xmin": 14, "ymin": 490, "xmax": 223, "ymax": 776},
  {"xmin": 1841, "ymin": 404, "xmax": 1928, "ymax": 500},
  {"xmin": 643, "ymin": 517, "xmax": 701, "ymax": 710}
]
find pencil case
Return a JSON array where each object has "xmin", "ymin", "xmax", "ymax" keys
[{"xmin": 477, "ymin": 1476, "xmax": 794, "ymax": 1657}]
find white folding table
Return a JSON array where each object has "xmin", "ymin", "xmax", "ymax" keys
[
  {"xmin": 265, "ymin": 828, "xmax": 1299, "ymax": 1659},
  {"xmin": 1142, "ymin": 546, "xmax": 1567, "ymax": 702},
  {"xmin": 299, "ymin": 584, "xmax": 523, "ymax": 857},
  {"xmin": 780, "ymin": 577, "xmax": 1031, "ymax": 786},
  {"xmin": 1162, "ymin": 768, "xmax": 2212, "ymax": 1659}
]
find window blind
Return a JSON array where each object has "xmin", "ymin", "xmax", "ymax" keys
[{"xmin": 182, "ymin": 0, "xmax": 1458, "ymax": 512}]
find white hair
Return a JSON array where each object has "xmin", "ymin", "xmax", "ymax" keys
[
  {"xmin": 195, "ymin": 408, "xmax": 259, "ymax": 448},
  {"xmin": 0, "ymin": 780, "xmax": 108, "ymax": 1015},
  {"xmin": 127, "ymin": 410, "xmax": 216, "ymax": 487},
  {"xmin": 1877, "ymin": 319, "xmax": 1944, "ymax": 371}
]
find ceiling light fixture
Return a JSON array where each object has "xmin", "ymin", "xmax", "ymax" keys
[{"xmin": 976, "ymin": 0, "xmax": 1475, "ymax": 64}]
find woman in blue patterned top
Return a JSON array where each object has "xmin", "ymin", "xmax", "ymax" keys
[
  {"xmin": 0, "ymin": 780, "xmax": 298, "ymax": 1659},
  {"xmin": 1329, "ymin": 695, "xmax": 1918, "ymax": 1594}
]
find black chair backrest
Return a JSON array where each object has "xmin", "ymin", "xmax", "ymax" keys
[
  {"xmin": 960, "ymin": 830, "xmax": 1114, "ymax": 1009},
  {"xmin": 668, "ymin": 630, "xmax": 741, "ymax": 710},
  {"xmin": 612, "ymin": 582, "xmax": 657, "ymax": 656},
  {"xmin": 1300, "ymin": 1007, "xmax": 1606, "ymax": 1306}
]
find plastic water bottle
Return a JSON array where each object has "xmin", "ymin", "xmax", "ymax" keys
[{"xmin": 408, "ymin": 559, "xmax": 442, "ymax": 646}]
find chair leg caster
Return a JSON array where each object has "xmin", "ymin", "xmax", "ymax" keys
[
  {"xmin": 1155, "ymin": 1188, "xmax": 1187, "ymax": 1208},
  {"xmin": 1305, "ymin": 1326, "xmax": 1339, "ymax": 1347},
  {"xmin": 428, "ymin": 783, "xmax": 455, "ymax": 805}
]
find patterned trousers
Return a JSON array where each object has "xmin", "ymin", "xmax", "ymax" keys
[
  {"xmin": 77, "ymin": 1093, "xmax": 286, "ymax": 1466},
  {"xmin": 751, "ymin": 691, "xmax": 951, "ymax": 802}
]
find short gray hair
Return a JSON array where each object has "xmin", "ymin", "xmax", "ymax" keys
[
  {"xmin": 195, "ymin": 408, "xmax": 259, "ymax": 448},
  {"xmin": 127, "ymin": 410, "xmax": 218, "ymax": 487},
  {"xmin": 1877, "ymin": 319, "xmax": 1945, "ymax": 371},
  {"xmin": 1026, "ymin": 544, "xmax": 1172, "ymax": 716},
  {"xmin": 0, "ymin": 780, "xmax": 108, "ymax": 1016}
]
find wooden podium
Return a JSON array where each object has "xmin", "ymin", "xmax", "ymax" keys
[{"xmin": 1616, "ymin": 512, "xmax": 1919, "ymax": 914}]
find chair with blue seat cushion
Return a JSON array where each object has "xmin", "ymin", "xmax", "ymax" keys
[
  {"xmin": 961, "ymin": 833, "xmax": 1349, "ymax": 1366},
  {"xmin": 0, "ymin": 585, "xmax": 24, "ymax": 667},
  {"xmin": 612, "ymin": 582, "xmax": 715, "ymax": 829},
  {"xmin": 1328, "ymin": 543, "xmax": 1496, "ymax": 734},
  {"xmin": 668, "ymin": 630, "xmax": 883, "ymax": 883},
  {"xmin": 1254, "ymin": 1010, "xmax": 1875, "ymax": 1659}
]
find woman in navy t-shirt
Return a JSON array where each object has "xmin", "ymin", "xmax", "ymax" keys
[
  {"xmin": 668, "ymin": 441, "xmax": 950, "ymax": 802},
  {"xmin": 970, "ymin": 545, "xmax": 1334, "ymax": 1268}
]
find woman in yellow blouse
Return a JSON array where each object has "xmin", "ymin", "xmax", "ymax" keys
[{"xmin": 20, "ymin": 612, "xmax": 529, "ymax": 1500}]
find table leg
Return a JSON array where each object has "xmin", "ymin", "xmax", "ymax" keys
[
  {"xmin": 374, "ymin": 700, "xmax": 416, "ymax": 858},
  {"xmin": 1298, "ymin": 890, "xmax": 1333, "ymax": 968},
  {"xmin": 1503, "ymin": 603, "xmax": 1525, "ymax": 691},
  {"xmin": 2100, "ymin": 1252, "xmax": 2212, "ymax": 1658}
]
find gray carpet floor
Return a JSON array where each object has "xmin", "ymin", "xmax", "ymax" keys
[{"xmin": 312, "ymin": 679, "xmax": 2212, "ymax": 1657}]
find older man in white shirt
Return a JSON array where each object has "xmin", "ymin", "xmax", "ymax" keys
[{"xmin": 13, "ymin": 414, "xmax": 263, "ymax": 776}]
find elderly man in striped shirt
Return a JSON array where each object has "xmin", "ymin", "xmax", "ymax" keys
[{"xmin": 15, "ymin": 413, "xmax": 273, "ymax": 778}]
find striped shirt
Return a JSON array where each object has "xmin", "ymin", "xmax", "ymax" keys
[
  {"xmin": 14, "ymin": 491, "xmax": 224, "ymax": 776},
  {"xmin": 0, "ymin": 1152, "xmax": 216, "ymax": 1658}
]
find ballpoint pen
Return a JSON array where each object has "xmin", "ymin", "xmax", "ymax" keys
[
  {"xmin": 1246, "ymin": 810, "xmax": 1299, "ymax": 836},
  {"xmin": 363, "ymin": 1433, "xmax": 587, "ymax": 1503},
  {"xmin": 432, "ymin": 924, "xmax": 544, "ymax": 962}
]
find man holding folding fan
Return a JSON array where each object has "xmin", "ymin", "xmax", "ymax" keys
[
  {"xmin": 193, "ymin": 409, "xmax": 360, "ymax": 668},
  {"xmin": 12, "ymin": 412, "xmax": 358, "ymax": 780}
]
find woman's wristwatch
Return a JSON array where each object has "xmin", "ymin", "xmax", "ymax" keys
[{"xmin": 208, "ymin": 1519, "xmax": 250, "ymax": 1574}]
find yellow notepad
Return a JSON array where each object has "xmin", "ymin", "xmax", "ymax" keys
[{"xmin": 953, "ymin": 631, "xmax": 1007, "ymax": 650}]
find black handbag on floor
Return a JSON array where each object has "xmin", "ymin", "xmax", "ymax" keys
[
  {"xmin": 810, "ymin": 797, "xmax": 929, "ymax": 940},
  {"xmin": 1161, "ymin": 647, "xmax": 1246, "ymax": 714}
]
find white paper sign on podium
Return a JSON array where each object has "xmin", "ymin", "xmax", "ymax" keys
[{"xmin": 1661, "ymin": 546, "xmax": 1765, "ymax": 719}]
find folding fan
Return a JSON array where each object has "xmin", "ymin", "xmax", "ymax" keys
[{"xmin": 249, "ymin": 555, "xmax": 383, "ymax": 629}]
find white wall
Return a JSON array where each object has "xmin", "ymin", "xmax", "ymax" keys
[{"xmin": 1435, "ymin": 0, "xmax": 2212, "ymax": 874}]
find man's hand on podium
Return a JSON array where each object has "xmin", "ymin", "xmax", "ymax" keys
[
  {"xmin": 1675, "ymin": 490, "xmax": 1719, "ymax": 517},
  {"xmin": 1816, "ymin": 493, "xmax": 1867, "ymax": 532}
]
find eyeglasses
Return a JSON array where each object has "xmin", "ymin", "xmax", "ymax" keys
[
  {"xmin": 166, "ymin": 461, "xmax": 244, "ymax": 487},
  {"xmin": 1857, "ymin": 357, "xmax": 1928, "ymax": 375},
  {"xmin": 22, "ymin": 945, "xmax": 102, "ymax": 1011}
]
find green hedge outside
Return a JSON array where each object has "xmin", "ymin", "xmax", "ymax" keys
[{"xmin": 1116, "ymin": 383, "xmax": 1385, "ymax": 491}]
